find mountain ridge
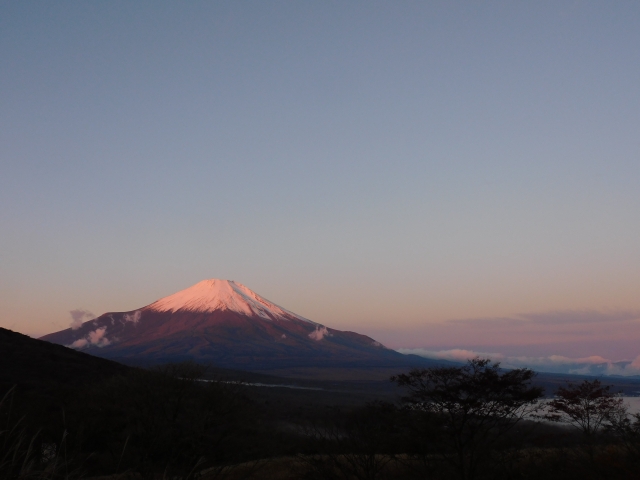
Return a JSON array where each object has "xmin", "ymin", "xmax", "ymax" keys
[
  {"xmin": 40, "ymin": 279, "xmax": 436, "ymax": 372},
  {"xmin": 1, "ymin": 327, "xmax": 127, "ymax": 395}
]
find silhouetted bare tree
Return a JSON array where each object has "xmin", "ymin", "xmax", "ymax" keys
[
  {"xmin": 393, "ymin": 358, "xmax": 543, "ymax": 480},
  {"xmin": 543, "ymin": 379, "xmax": 626, "ymax": 478},
  {"xmin": 544, "ymin": 380, "xmax": 624, "ymax": 438}
]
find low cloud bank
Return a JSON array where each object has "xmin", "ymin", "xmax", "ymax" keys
[
  {"xmin": 398, "ymin": 348, "xmax": 640, "ymax": 377},
  {"xmin": 387, "ymin": 309, "xmax": 640, "ymax": 369}
]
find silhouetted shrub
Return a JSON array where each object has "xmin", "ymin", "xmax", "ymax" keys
[{"xmin": 393, "ymin": 358, "xmax": 544, "ymax": 480}]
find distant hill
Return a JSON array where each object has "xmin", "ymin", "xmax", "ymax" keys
[
  {"xmin": 532, "ymin": 370, "xmax": 640, "ymax": 397},
  {"xmin": 0, "ymin": 327, "xmax": 127, "ymax": 397},
  {"xmin": 41, "ymin": 279, "xmax": 443, "ymax": 373}
]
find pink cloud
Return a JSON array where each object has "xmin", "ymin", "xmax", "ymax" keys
[{"xmin": 376, "ymin": 309, "xmax": 640, "ymax": 361}]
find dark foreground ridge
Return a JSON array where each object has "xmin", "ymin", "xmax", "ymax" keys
[
  {"xmin": 6, "ymin": 327, "xmax": 640, "ymax": 479},
  {"xmin": 0, "ymin": 327, "xmax": 127, "ymax": 394}
]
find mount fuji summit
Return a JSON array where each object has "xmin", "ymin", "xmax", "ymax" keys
[{"xmin": 41, "ymin": 279, "xmax": 430, "ymax": 372}]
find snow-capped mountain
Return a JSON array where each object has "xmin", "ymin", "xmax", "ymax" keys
[
  {"xmin": 148, "ymin": 279, "xmax": 315, "ymax": 321},
  {"xmin": 41, "ymin": 279, "xmax": 430, "ymax": 371}
]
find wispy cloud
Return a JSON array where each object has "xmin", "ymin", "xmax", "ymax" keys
[
  {"xmin": 449, "ymin": 309, "xmax": 640, "ymax": 327},
  {"xmin": 519, "ymin": 310, "xmax": 640, "ymax": 325},
  {"xmin": 309, "ymin": 325, "xmax": 332, "ymax": 341},
  {"xmin": 399, "ymin": 348, "xmax": 505, "ymax": 363},
  {"xmin": 69, "ymin": 309, "xmax": 95, "ymax": 330},
  {"xmin": 123, "ymin": 310, "xmax": 141, "ymax": 324}
]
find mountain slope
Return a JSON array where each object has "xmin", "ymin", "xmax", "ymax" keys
[
  {"xmin": 0, "ymin": 327, "xmax": 127, "ymax": 395},
  {"xmin": 41, "ymin": 279, "xmax": 433, "ymax": 371}
]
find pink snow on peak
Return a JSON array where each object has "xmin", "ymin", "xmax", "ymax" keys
[{"xmin": 145, "ymin": 279, "xmax": 315, "ymax": 323}]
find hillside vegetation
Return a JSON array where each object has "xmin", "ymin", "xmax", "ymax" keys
[{"xmin": 4, "ymin": 340, "xmax": 640, "ymax": 479}]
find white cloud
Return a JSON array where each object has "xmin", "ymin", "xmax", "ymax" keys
[
  {"xmin": 398, "ymin": 348, "xmax": 640, "ymax": 377},
  {"xmin": 68, "ymin": 326, "xmax": 111, "ymax": 349},
  {"xmin": 70, "ymin": 338, "xmax": 88, "ymax": 348},
  {"xmin": 87, "ymin": 326, "xmax": 110, "ymax": 346},
  {"xmin": 309, "ymin": 326, "xmax": 332, "ymax": 341},
  {"xmin": 123, "ymin": 310, "xmax": 141, "ymax": 324},
  {"xmin": 69, "ymin": 309, "xmax": 95, "ymax": 330}
]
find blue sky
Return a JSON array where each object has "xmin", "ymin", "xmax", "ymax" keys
[{"xmin": 2, "ymin": 2, "xmax": 640, "ymax": 366}]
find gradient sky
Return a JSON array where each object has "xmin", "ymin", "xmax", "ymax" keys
[{"xmin": 2, "ymin": 2, "xmax": 639, "ymax": 365}]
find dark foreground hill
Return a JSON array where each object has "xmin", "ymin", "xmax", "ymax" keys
[{"xmin": 0, "ymin": 327, "xmax": 127, "ymax": 396}]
